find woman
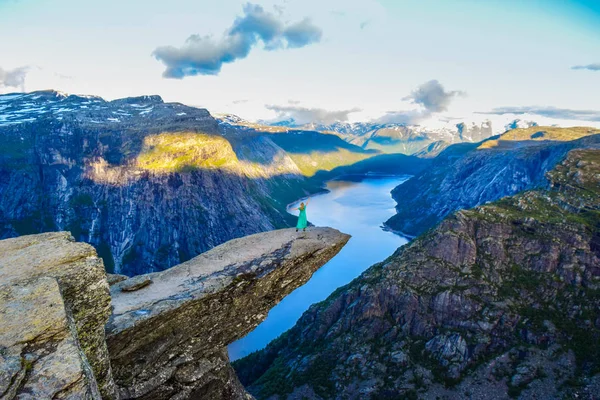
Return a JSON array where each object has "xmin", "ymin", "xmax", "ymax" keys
[{"xmin": 295, "ymin": 198, "xmax": 310, "ymax": 232}]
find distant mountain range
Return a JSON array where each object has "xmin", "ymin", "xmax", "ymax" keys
[{"xmin": 217, "ymin": 113, "xmax": 541, "ymax": 155}]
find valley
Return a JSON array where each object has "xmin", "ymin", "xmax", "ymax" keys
[
  {"xmin": 229, "ymin": 175, "xmax": 410, "ymax": 360},
  {"xmin": 234, "ymin": 146, "xmax": 600, "ymax": 400}
]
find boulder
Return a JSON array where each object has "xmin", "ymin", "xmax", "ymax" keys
[
  {"xmin": 0, "ymin": 277, "xmax": 101, "ymax": 399},
  {"xmin": 0, "ymin": 232, "xmax": 115, "ymax": 398}
]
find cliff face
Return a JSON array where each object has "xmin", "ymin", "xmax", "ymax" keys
[
  {"xmin": 234, "ymin": 149, "xmax": 600, "ymax": 399},
  {"xmin": 0, "ymin": 278, "xmax": 102, "ymax": 399},
  {"xmin": 0, "ymin": 91, "xmax": 309, "ymax": 276},
  {"xmin": 0, "ymin": 227, "xmax": 350, "ymax": 400},
  {"xmin": 386, "ymin": 127, "xmax": 600, "ymax": 237}
]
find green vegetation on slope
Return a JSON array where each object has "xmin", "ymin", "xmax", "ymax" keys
[
  {"xmin": 136, "ymin": 132, "xmax": 238, "ymax": 172},
  {"xmin": 479, "ymin": 126, "xmax": 600, "ymax": 149}
]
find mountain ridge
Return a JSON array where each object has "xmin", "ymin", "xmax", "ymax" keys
[{"xmin": 386, "ymin": 126, "xmax": 600, "ymax": 237}]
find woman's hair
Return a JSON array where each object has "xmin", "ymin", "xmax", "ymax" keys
[{"xmin": 299, "ymin": 202, "xmax": 305, "ymax": 210}]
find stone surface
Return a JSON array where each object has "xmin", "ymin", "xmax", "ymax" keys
[
  {"xmin": 235, "ymin": 149, "xmax": 600, "ymax": 399},
  {"xmin": 0, "ymin": 232, "xmax": 114, "ymax": 398},
  {"xmin": 0, "ymin": 277, "xmax": 101, "ymax": 399},
  {"xmin": 119, "ymin": 276, "xmax": 152, "ymax": 292},
  {"xmin": 105, "ymin": 227, "xmax": 350, "ymax": 399},
  {"xmin": 107, "ymin": 274, "xmax": 129, "ymax": 286}
]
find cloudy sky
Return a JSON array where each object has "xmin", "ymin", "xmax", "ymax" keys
[{"xmin": 1, "ymin": 0, "xmax": 599, "ymax": 127}]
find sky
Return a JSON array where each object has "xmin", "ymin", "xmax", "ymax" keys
[{"xmin": 1, "ymin": 0, "xmax": 599, "ymax": 128}]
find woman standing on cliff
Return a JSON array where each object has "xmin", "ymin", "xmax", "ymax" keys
[{"xmin": 295, "ymin": 198, "xmax": 310, "ymax": 232}]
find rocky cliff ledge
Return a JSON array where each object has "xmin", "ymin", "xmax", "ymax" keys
[{"xmin": 0, "ymin": 227, "xmax": 349, "ymax": 399}]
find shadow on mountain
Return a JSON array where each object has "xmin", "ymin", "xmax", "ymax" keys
[{"xmin": 1, "ymin": 117, "xmax": 427, "ymax": 276}]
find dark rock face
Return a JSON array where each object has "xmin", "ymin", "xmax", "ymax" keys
[
  {"xmin": 234, "ymin": 149, "xmax": 600, "ymax": 399},
  {"xmin": 386, "ymin": 127, "xmax": 600, "ymax": 237},
  {"xmin": 0, "ymin": 91, "xmax": 305, "ymax": 276}
]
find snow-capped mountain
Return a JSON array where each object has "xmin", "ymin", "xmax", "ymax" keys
[
  {"xmin": 0, "ymin": 90, "xmax": 217, "ymax": 130},
  {"xmin": 242, "ymin": 117, "xmax": 496, "ymax": 154}
]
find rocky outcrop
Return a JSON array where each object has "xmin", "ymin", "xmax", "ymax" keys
[
  {"xmin": 0, "ymin": 277, "xmax": 101, "ymax": 399},
  {"xmin": 386, "ymin": 127, "xmax": 600, "ymax": 236},
  {"xmin": 0, "ymin": 232, "xmax": 114, "ymax": 398},
  {"xmin": 106, "ymin": 227, "xmax": 350, "ymax": 399},
  {"xmin": 0, "ymin": 227, "xmax": 350, "ymax": 399},
  {"xmin": 234, "ymin": 149, "xmax": 600, "ymax": 399}
]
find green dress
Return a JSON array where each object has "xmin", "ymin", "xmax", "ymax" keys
[{"xmin": 296, "ymin": 206, "xmax": 308, "ymax": 230}]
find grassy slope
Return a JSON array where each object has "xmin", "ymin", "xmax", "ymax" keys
[{"xmin": 479, "ymin": 126, "xmax": 600, "ymax": 149}]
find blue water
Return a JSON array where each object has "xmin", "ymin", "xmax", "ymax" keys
[{"xmin": 228, "ymin": 176, "xmax": 410, "ymax": 360}]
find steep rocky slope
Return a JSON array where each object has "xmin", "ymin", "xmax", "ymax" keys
[
  {"xmin": 0, "ymin": 227, "xmax": 350, "ymax": 400},
  {"xmin": 234, "ymin": 149, "xmax": 600, "ymax": 399},
  {"xmin": 386, "ymin": 127, "xmax": 600, "ymax": 236},
  {"xmin": 0, "ymin": 91, "xmax": 320, "ymax": 275},
  {"xmin": 0, "ymin": 91, "xmax": 423, "ymax": 276}
]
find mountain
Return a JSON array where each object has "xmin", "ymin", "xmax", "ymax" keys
[
  {"xmin": 253, "ymin": 118, "xmax": 496, "ymax": 155},
  {"xmin": 216, "ymin": 113, "xmax": 431, "ymax": 177},
  {"xmin": 0, "ymin": 91, "xmax": 308, "ymax": 276},
  {"xmin": 234, "ymin": 148, "xmax": 600, "ymax": 399},
  {"xmin": 0, "ymin": 91, "xmax": 424, "ymax": 276},
  {"xmin": 386, "ymin": 127, "xmax": 600, "ymax": 237}
]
